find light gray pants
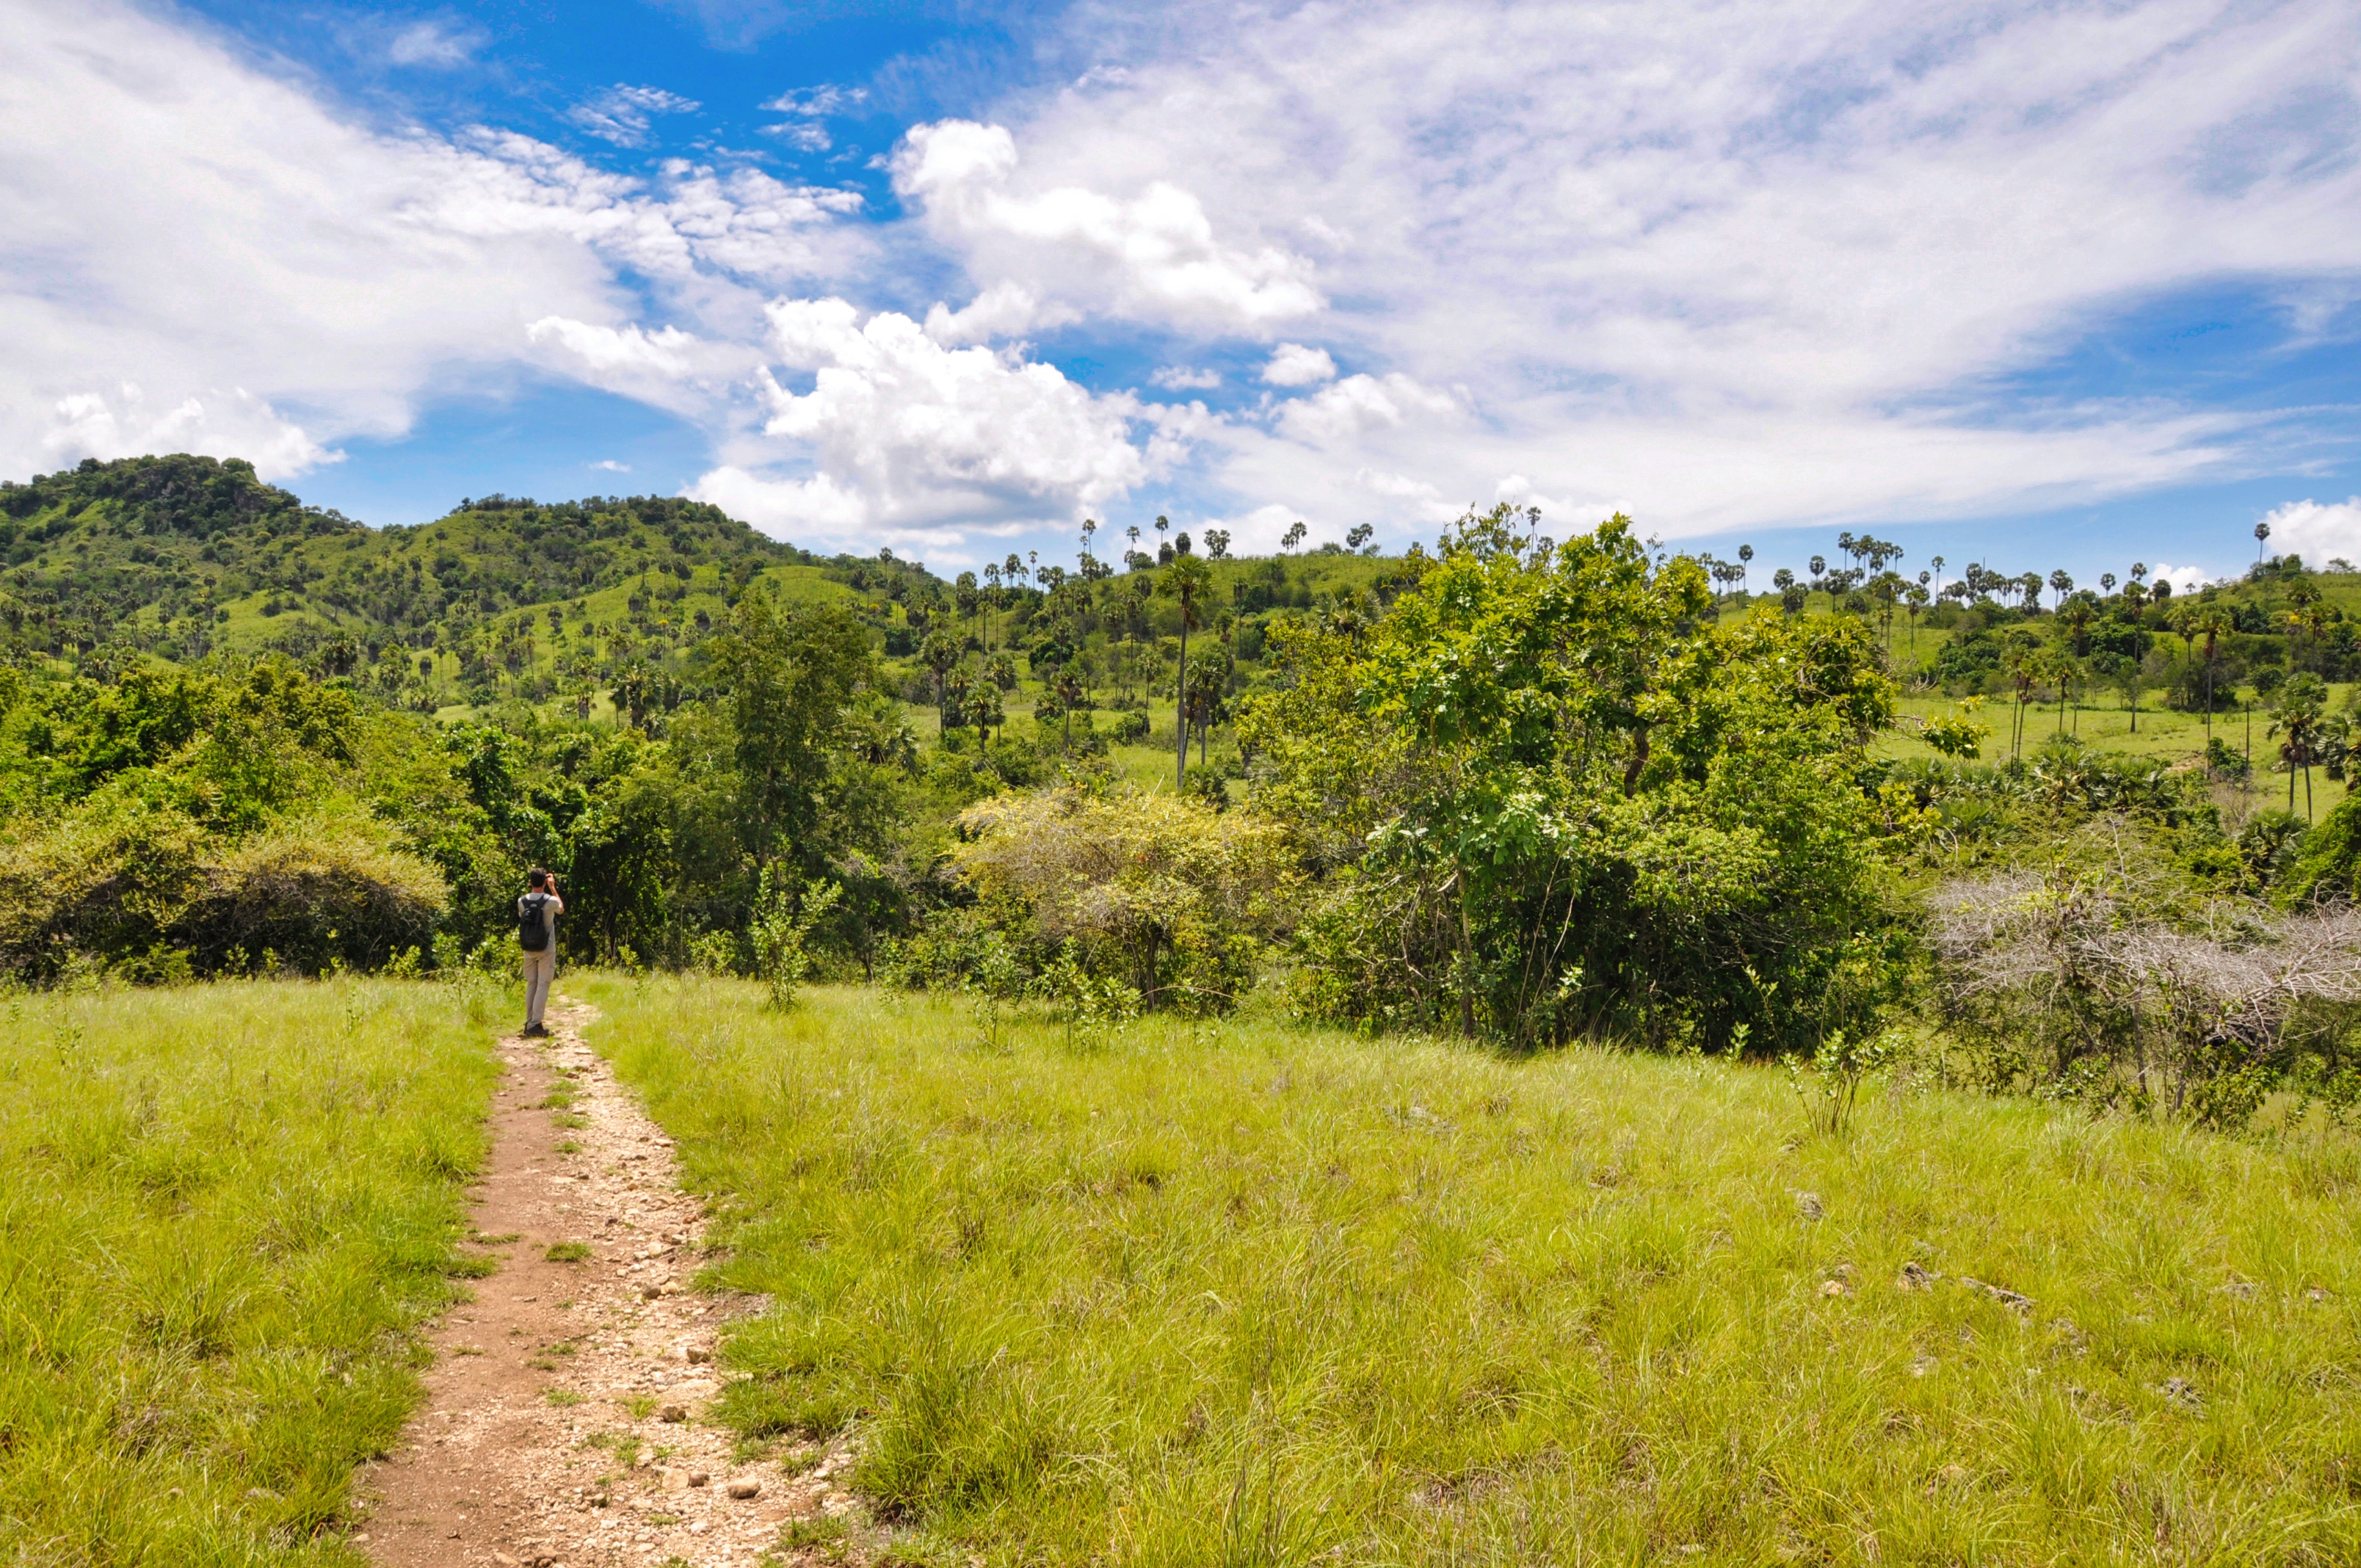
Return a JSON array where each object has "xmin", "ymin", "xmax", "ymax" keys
[{"xmin": 523, "ymin": 945, "xmax": 556, "ymax": 1030}]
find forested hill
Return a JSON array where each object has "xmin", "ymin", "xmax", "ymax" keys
[{"xmin": 0, "ymin": 453, "xmax": 935, "ymax": 683}]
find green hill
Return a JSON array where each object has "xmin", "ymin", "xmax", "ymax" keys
[{"xmin": 0, "ymin": 454, "xmax": 935, "ymax": 708}]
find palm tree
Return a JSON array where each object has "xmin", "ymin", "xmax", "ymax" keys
[
  {"xmin": 1737, "ymin": 543, "xmax": 1753, "ymax": 593},
  {"xmin": 2003, "ymin": 639, "xmax": 2039, "ymax": 758},
  {"xmin": 2271, "ymin": 673, "xmax": 2327, "ymax": 819},
  {"xmin": 2049, "ymin": 568, "xmax": 2072, "ymax": 607},
  {"xmin": 2257, "ymin": 519, "xmax": 2271, "ymax": 562},
  {"xmin": 2197, "ymin": 606, "xmax": 2230, "ymax": 745},
  {"xmin": 1054, "ymin": 663, "xmax": 1087, "ymax": 752},
  {"xmin": 1158, "ymin": 553, "xmax": 1214, "ymax": 788}
]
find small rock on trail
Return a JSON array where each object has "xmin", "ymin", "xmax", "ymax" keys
[{"xmin": 355, "ymin": 994, "xmax": 866, "ymax": 1565}]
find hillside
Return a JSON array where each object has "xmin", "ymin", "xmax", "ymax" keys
[{"xmin": 0, "ymin": 454, "xmax": 887, "ymax": 701}]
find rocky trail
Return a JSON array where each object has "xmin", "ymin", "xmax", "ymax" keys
[{"xmin": 358, "ymin": 995, "xmax": 863, "ymax": 1567}]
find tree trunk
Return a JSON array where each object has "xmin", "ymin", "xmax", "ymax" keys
[{"xmin": 1175, "ymin": 619, "xmax": 1189, "ymax": 790}]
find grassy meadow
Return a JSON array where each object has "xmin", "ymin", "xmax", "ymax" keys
[
  {"xmin": 0, "ymin": 979, "xmax": 500, "ymax": 1564},
  {"xmin": 584, "ymin": 975, "xmax": 2361, "ymax": 1567}
]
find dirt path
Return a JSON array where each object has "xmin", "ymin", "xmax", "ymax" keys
[{"xmin": 358, "ymin": 993, "xmax": 860, "ymax": 1567}]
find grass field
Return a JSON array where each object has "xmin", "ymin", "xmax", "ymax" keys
[
  {"xmin": 0, "ymin": 979, "xmax": 499, "ymax": 1564},
  {"xmin": 584, "ymin": 976, "xmax": 2361, "ymax": 1567}
]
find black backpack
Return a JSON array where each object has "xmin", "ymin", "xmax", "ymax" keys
[{"xmin": 518, "ymin": 892, "xmax": 553, "ymax": 952}]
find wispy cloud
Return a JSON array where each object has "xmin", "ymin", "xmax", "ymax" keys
[
  {"xmin": 567, "ymin": 84, "xmax": 701, "ymax": 148},
  {"xmin": 978, "ymin": 0, "xmax": 2361, "ymax": 542},
  {"xmin": 385, "ymin": 18, "xmax": 480, "ymax": 68},
  {"xmin": 758, "ymin": 84, "xmax": 866, "ymax": 153}
]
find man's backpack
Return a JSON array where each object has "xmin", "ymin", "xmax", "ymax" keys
[{"xmin": 519, "ymin": 892, "xmax": 553, "ymax": 952}]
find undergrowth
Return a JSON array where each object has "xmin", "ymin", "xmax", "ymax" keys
[{"xmin": 583, "ymin": 974, "xmax": 2361, "ymax": 1567}]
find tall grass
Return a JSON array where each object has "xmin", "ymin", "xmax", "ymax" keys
[
  {"xmin": 583, "ymin": 975, "xmax": 2361, "ymax": 1566},
  {"xmin": 0, "ymin": 978, "xmax": 498, "ymax": 1564}
]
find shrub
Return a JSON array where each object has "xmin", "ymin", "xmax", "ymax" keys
[
  {"xmin": 1931, "ymin": 866, "xmax": 2361, "ymax": 1126},
  {"xmin": 178, "ymin": 802, "xmax": 448, "ymax": 974},
  {"xmin": 953, "ymin": 788, "xmax": 1296, "ymax": 1012}
]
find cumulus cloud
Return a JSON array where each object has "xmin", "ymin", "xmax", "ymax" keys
[
  {"xmin": 686, "ymin": 297, "xmax": 1179, "ymax": 549},
  {"xmin": 1275, "ymin": 373, "xmax": 1460, "ymax": 445},
  {"xmin": 43, "ymin": 385, "xmax": 334, "ymax": 480},
  {"xmin": 1153, "ymin": 366, "xmax": 1222, "ymax": 391},
  {"xmin": 922, "ymin": 282, "xmax": 1076, "ymax": 346},
  {"xmin": 2257, "ymin": 497, "xmax": 2361, "ymax": 568},
  {"xmin": 2144, "ymin": 562, "xmax": 2216, "ymax": 594},
  {"xmin": 891, "ymin": 119, "xmax": 1323, "ymax": 332},
  {"xmin": 1261, "ymin": 343, "xmax": 1336, "ymax": 387},
  {"xmin": 567, "ymin": 84, "xmax": 701, "ymax": 148}
]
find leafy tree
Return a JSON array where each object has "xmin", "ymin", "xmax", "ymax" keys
[
  {"xmin": 1241, "ymin": 505, "xmax": 1898, "ymax": 1050},
  {"xmin": 708, "ymin": 590, "xmax": 878, "ymax": 867}
]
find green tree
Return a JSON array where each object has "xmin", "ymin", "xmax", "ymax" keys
[
  {"xmin": 1242, "ymin": 506, "xmax": 1897, "ymax": 1050},
  {"xmin": 708, "ymin": 590, "xmax": 877, "ymax": 865}
]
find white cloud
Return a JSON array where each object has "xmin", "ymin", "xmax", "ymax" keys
[
  {"xmin": 922, "ymin": 282, "xmax": 1076, "ymax": 346},
  {"xmin": 761, "ymin": 85, "xmax": 866, "ymax": 118},
  {"xmin": 567, "ymin": 85, "xmax": 701, "ymax": 148},
  {"xmin": 386, "ymin": 21, "xmax": 479, "ymax": 68},
  {"xmin": 1261, "ymin": 343, "xmax": 1336, "ymax": 387},
  {"xmin": 891, "ymin": 119, "xmax": 1323, "ymax": 332},
  {"xmin": 1275, "ymin": 373, "xmax": 1460, "ymax": 445},
  {"xmin": 687, "ymin": 297, "xmax": 1177, "ymax": 549},
  {"xmin": 2145, "ymin": 562, "xmax": 2216, "ymax": 593},
  {"xmin": 43, "ymin": 385, "xmax": 335, "ymax": 481},
  {"xmin": 2257, "ymin": 497, "xmax": 2361, "ymax": 568},
  {"xmin": 592, "ymin": 459, "xmax": 632, "ymax": 473},
  {"xmin": 0, "ymin": 0, "xmax": 869, "ymax": 484},
  {"xmin": 1153, "ymin": 366, "xmax": 1222, "ymax": 391},
  {"xmin": 528, "ymin": 317, "xmax": 698, "ymax": 377},
  {"xmin": 983, "ymin": 0, "xmax": 2361, "ymax": 540},
  {"xmin": 764, "ymin": 122, "xmax": 832, "ymax": 152},
  {"xmin": 758, "ymin": 85, "xmax": 866, "ymax": 154}
]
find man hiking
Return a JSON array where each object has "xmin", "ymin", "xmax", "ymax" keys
[{"xmin": 518, "ymin": 868, "xmax": 563, "ymax": 1037}]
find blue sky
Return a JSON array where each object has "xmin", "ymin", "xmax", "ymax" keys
[{"xmin": 7, "ymin": 0, "xmax": 2361, "ymax": 587}]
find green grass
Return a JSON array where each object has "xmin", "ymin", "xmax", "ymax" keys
[
  {"xmin": 545, "ymin": 1241, "xmax": 592, "ymax": 1263},
  {"xmin": 0, "ymin": 978, "xmax": 498, "ymax": 1562},
  {"xmin": 581, "ymin": 974, "xmax": 2361, "ymax": 1566}
]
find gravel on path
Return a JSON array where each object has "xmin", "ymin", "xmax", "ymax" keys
[{"xmin": 358, "ymin": 993, "xmax": 863, "ymax": 1567}]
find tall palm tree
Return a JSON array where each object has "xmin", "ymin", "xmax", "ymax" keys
[
  {"xmin": 1159, "ymin": 553, "xmax": 1214, "ymax": 789},
  {"xmin": 2271, "ymin": 674, "xmax": 2326, "ymax": 819},
  {"xmin": 2197, "ymin": 606, "xmax": 2230, "ymax": 746}
]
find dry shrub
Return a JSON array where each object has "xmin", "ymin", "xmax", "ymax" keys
[
  {"xmin": 1931, "ymin": 868, "xmax": 2361, "ymax": 1125},
  {"xmin": 953, "ymin": 788, "xmax": 1296, "ymax": 1010}
]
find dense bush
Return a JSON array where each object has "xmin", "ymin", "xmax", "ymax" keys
[
  {"xmin": 1242, "ymin": 507, "xmax": 1901, "ymax": 1051},
  {"xmin": 951, "ymin": 787, "xmax": 1295, "ymax": 1012}
]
